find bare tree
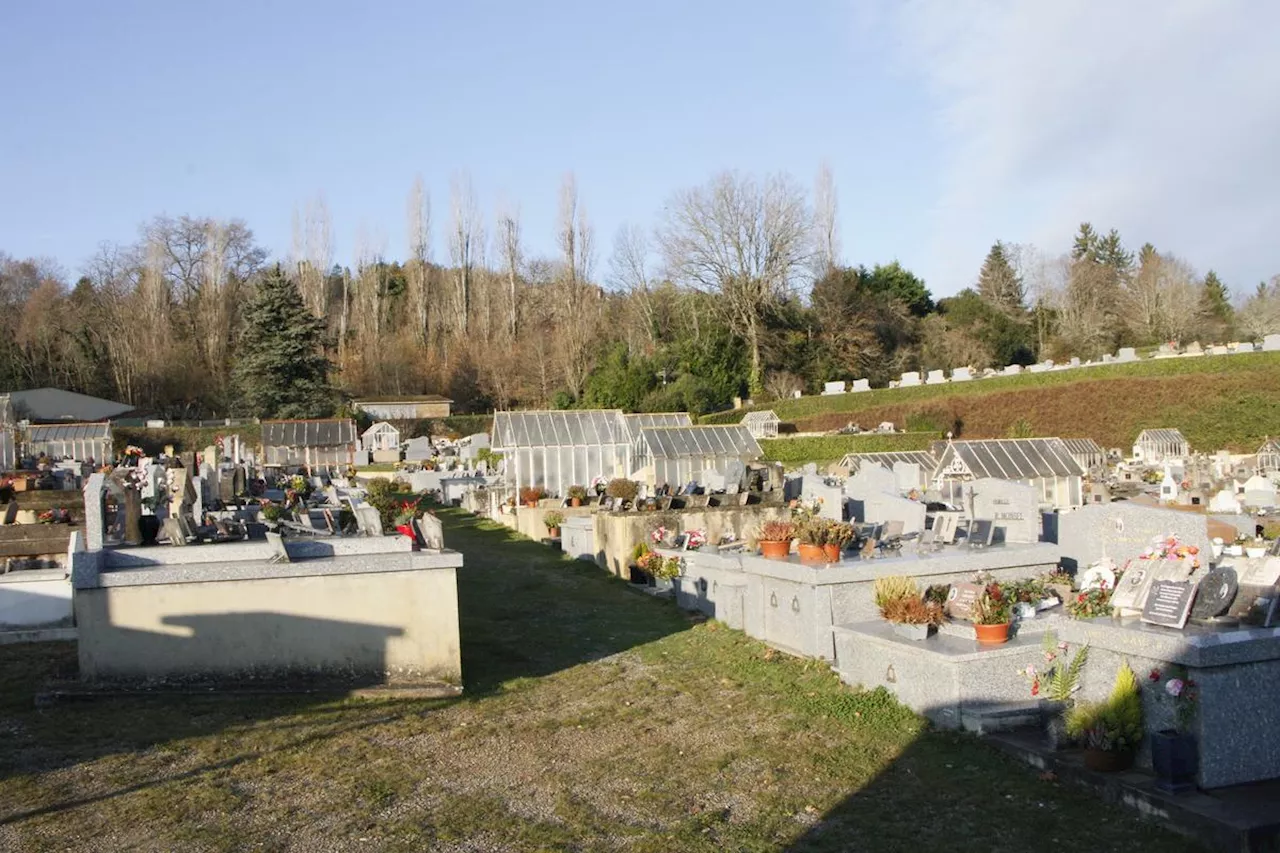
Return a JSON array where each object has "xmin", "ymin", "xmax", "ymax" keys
[
  {"xmin": 291, "ymin": 196, "xmax": 333, "ymax": 319},
  {"xmin": 1239, "ymin": 276, "xmax": 1280, "ymax": 338},
  {"xmin": 608, "ymin": 223, "xmax": 657, "ymax": 351},
  {"xmin": 405, "ymin": 176, "xmax": 432, "ymax": 345},
  {"xmin": 555, "ymin": 173, "xmax": 599, "ymax": 400},
  {"xmin": 812, "ymin": 161, "xmax": 840, "ymax": 275},
  {"xmin": 659, "ymin": 170, "xmax": 813, "ymax": 394},
  {"xmin": 448, "ymin": 172, "xmax": 482, "ymax": 336},
  {"xmin": 495, "ymin": 199, "xmax": 523, "ymax": 339}
]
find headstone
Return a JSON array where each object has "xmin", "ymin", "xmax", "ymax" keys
[
  {"xmin": 2, "ymin": 502, "xmax": 17, "ymax": 525},
  {"xmin": 969, "ymin": 478, "xmax": 1038, "ymax": 543},
  {"xmin": 925, "ymin": 369, "xmax": 946, "ymax": 385},
  {"xmin": 846, "ymin": 462, "xmax": 897, "ymax": 497},
  {"xmin": 703, "ymin": 469, "xmax": 729, "ymax": 493},
  {"xmin": 951, "ymin": 367, "xmax": 973, "ymax": 382},
  {"xmin": 1056, "ymin": 502, "xmax": 1211, "ymax": 574},
  {"xmin": 945, "ymin": 582, "xmax": 983, "ymax": 621},
  {"xmin": 822, "ymin": 381, "xmax": 847, "ymax": 395},
  {"xmin": 1190, "ymin": 567, "xmax": 1238, "ymax": 621},
  {"xmin": 414, "ymin": 512, "xmax": 444, "ymax": 549},
  {"xmin": 801, "ymin": 475, "xmax": 843, "ymax": 520},
  {"xmin": 163, "ymin": 517, "xmax": 187, "ymax": 546},
  {"xmin": 1003, "ymin": 364, "xmax": 1022, "ymax": 376},
  {"xmin": 190, "ymin": 476, "xmax": 203, "ymax": 523},
  {"xmin": 353, "ymin": 506, "xmax": 383, "ymax": 537},
  {"xmin": 1208, "ymin": 344, "xmax": 1229, "ymax": 356},
  {"xmin": 1185, "ymin": 341, "xmax": 1203, "ymax": 356},
  {"xmin": 203, "ymin": 445, "xmax": 219, "ymax": 468},
  {"xmin": 900, "ymin": 371, "xmax": 921, "ymax": 387},
  {"xmin": 1141, "ymin": 580, "xmax": 1196, "ymax": 629},
  {"xmin": 1116, "ymin": 347, "xmax": 1139, "ymax": 362},
  {"xmin": 1069, "ymin": 357, "xmax": 1081, "ymax": 367},
  {"xmin": 892, "ymin": 461, "xmax": 923, "ymax": 493},
  {"xmin": 1263, "ymin": 334, "xmax": 1280, "ymax": 352},
  {"xmin": 265, "ymin": 531, "xmax": 291, "ymax": 563},
  {"xmin": 851, "ymin": 378, "xmax": 871, "ymax": 392},
  {"xmin": 1028, "ymin": 362, "xmax": 1051, "ymax": 373},
  {"xmin": 933, "ymin": 511, "xmax": 960, "ymax": 545},
  {"xmin": 792, "ymin": 389, "xmax": 803, "ymax": 399}
]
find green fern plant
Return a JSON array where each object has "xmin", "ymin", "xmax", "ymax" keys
[{"xmin": 1041, "ymin": 631, "xmax": 1089, "ymax": 702}]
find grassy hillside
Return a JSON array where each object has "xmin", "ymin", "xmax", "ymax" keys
[
  {"xmin": 706, "ymin": 352, "xmax": 1280, "ymax": 452},
  {"xmin": 759, "ymin": 432, "xmax": 939, "ymax": 465}
]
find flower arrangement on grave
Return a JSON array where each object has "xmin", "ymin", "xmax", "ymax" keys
[
  {"xmin": 520, "ymin": 486, "xmax": 546, "ymax": 507},
  {"xmin": 214, "ymin": 434, "xmax": 225, "ymax": 451},
  {"xmin": 684, "ymin": 529, "xmax": 707, "ymax": 551},
  {"xmin": 1147, "ymin": 665, "xmax": 1198, "ymax": 733},
  {"xmin": 567, "ymin": 485, "xmax": 588, "ymax": 506},
  {"xmin": 1066, "ymin": 584, "xmax": 1114, "ymax": 619},
  {"xmin": 1021, "ymin": 631, "xmax": 1089, "ymax": 700},
  {"xmin": 650, "ymin": 525, "xmax": 673, "ymax": 546},
  {"xmin": 543, "ymin": 511, "xmax": 564, "ymax": 536},
  {"xmin": 260, "ymin": 502, "xmax": 283, "ymax": 523},
  {"xmin": 591, "ymin": 476, "xmax": 607, "ymax": 495},
  {"xmin": 37, "ymin": 509, "xmax": 55, "ymax": 524},
  {"xmin": 1137, "ymin": 535, "xmax": 1200, "ymax": 570},
  {"xmin": 630, "ymin": 541, "xmax": 652, "ymax": 568},
  {"xmin": 972, "ymin": 580, "xmax": 1014, "ymax": 643},
  {"xmin": 605, "ymin": 478, "xmax": 638, "ymax": 503},
  {"xmin": 643, "ymin": 553, "xmax": 682, "ymax": 580},
  {"xmin": 124, "ymin": 445, "xmax": 144, "ymax": 459},
  {"xmin": 1039, "ymin": 569, "xmax": 1075, "ymax": 605},
  {"xmin": 1067, "ymin": 661, "xmax": 1143, "ymax": 770}
]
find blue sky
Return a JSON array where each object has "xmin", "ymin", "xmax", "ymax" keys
[{"xmin": 2, "ymin": 1, "xmax": 1276, "ymax": 298}]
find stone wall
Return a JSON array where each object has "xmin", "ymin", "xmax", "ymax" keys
[{"xmin": 75, "ymin": 552, "xmax": 463, "ymax": 684}]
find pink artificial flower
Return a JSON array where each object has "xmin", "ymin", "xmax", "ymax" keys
[
  {"xmin": 1165, "ymin": 678, "xmax": 1185, "ymax": 698},
  {"xmin": 1149, "ymin": 669, "xmax": 1161, "ymax": 682},
  {"xmin": 1057, "ymin": 641, "xmax": 1068, "ymax": 651}
]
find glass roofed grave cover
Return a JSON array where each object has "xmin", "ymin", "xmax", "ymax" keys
[
  {"xmin": 639, "ymin": 425, "xmax": 762, "ymax": 459},
  {"xmin": 492, "ymin": 410, "xmax": 630, "ymax": 448}
]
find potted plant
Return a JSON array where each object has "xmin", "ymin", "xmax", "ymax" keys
[
  {"xmin": 1148, "ymin": 665, "xmax": 1199, "ymax": 793},
  {"xmin": 1021, "ymin": 631, "xmax": 1089, "ymax": 749},
  {"xmin": 875, "ymin": 575, "xmax": 944, "ymax": 640},
  {"xmin": 1067, "ymin": 660, "xmax": 1143, "ymax": 772},
  {"xmin": 824, "ymin": 521, "xmax": 853, "ymax": 562},
  {"xmin": 756, "ymin": 520, "xmax": 795, "ymax": 559},
  {"xmin": 520, "ymin": 486, "xmax": 546, "ymax": 508},
  {"xmin": 646, "ymin": 553, "xmax": 682, "ymax": 592},
  {"xmin": 972, "ymin": 581, "xmax": 1013, "ymax": 644},
  {"xmin": 605, "ymin": 478, "xmax": 638, "ymax": 508},
  {"xmin": 543, "ymin": 510, "xmax": 564, "ymax": 538},
  {"xmin": 261, "ymin": 501, "xmax": 282, "ymax": 531},
  {"xmin": 567, "ymin": 485, "xmax": 588, "ymax": 507},
  {"xmin": 1039, "ymin": 569, "xmax": 1075, "ymax": 607},
  {"xmin": 629, "ymin": 542, "xmax": 653, "ymax": 584},
  {"xmin": 795, "ymin": 515, "xmax": 830, "ymax": 563}
]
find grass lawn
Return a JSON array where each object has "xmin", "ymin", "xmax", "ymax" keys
[{"xmin": 0, "ymin": 511, "xmax": 1204, "ymax": 852}]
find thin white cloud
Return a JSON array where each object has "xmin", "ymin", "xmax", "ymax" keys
[{"xmin": 881, "ymin": 0, "xmax": 1280, "ymax": 295}]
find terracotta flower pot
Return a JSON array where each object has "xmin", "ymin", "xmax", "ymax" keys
[
  {"xmin": 760, "ymin": 539, "xmax": 791, "ymax": 559},
  {"xmin": 525, "ymin": 500, "xmax": 538, "ymax": 508},
  {"xmin": 973, "ymin": 622, "xmax": 1011, "ymax": 644},
  {"xmin": 1084, "ymin": 747, "xmax": 1135, "ymax": 773},
  {"xmin": 822, "ymin": 543, "xmax": 842, "ymax": 562},
  {"xmin": 547, "ymin": 527, "xmax": 560, "ymax": 538},
  {"xmin": 570, "ymin": 498, "xmax": 581, "ymax": 507},
  {"xmin": 798, "ymin": 543, "xmax": 827, "ymax": 563}
]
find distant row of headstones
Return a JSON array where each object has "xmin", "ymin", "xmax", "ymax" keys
[{"xmin": 815, "ymin": 336, "xmax": 1280, "ymax": 396}]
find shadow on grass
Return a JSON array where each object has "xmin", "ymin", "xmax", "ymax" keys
[{"xmin": 441, "ymin": 508, "xmax": 693, "ymax": 695}]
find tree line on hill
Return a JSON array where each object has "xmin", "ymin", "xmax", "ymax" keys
[{"xmin": 1, "ymin": 167, "xmax": 1276, "ymax": 419}]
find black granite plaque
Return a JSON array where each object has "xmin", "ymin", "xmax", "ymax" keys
[
  {"xmin": 1141, "ymin": 580, "xmax": 1195, "ymax": 629},
  {"xmin": 1190, "ymin": 567, "xmax": 1238, "ymax": 622}
]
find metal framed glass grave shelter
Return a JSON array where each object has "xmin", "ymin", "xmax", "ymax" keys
[
  {"xmin": 360, "ymin": 421, "xmax": 401, "ymax": 453},
  {"xmin": 740, "ymin": 410, "xmax": 781, "ymax": 440},
  {"xmin": 634, "ymin": 425, "xmax": 762, "ymax": 489},
  {"xmin": 491, "ymin": 410, "xmax": 633, "ymax": 498},
  {"xmin": 931, "ymin": 438, "xmax": 1084, "ymax": 509},
  {"xmin": 24, "ymin": 422, "xmax": 112, "ymax": 462},
  {"xmin": 1061, "ymin": 437, "xmax": 1106, "ymax": 473},
  {"xmin": 262, "ymin": 419, "xmax": 358, "ymax": 468},
  {"xmin": 1132, "ymin": 428, "xmax": 1189, "ymax": 464}
]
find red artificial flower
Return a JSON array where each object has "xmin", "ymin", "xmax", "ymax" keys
[
  {"xmin": 395, "ymin": 524, "xmax": 416, "ymax": 540},
  {"xmin": 1030, "ymin": 681, "xmax": 1040, "ymax": 697},
  {"xmin": 1148, "ymin": 669, "xmax": 1161, "ymax": 682},
  {"xmin": 1077, "ymin": 593, "xmax": 1086, "ymax": 603}
]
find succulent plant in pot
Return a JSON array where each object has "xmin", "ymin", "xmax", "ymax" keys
[
  {"xmin": 874, "ymin": 575, "xmax": 944, "ymax": 640},
  {"xmin": 756, "ymin": 520, "xmax": 795, "ymax": 559}
]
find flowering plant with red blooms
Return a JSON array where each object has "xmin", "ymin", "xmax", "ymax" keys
[
  {"xmin": 973, "ymin": 582, "xmax": 1014, "ymax": 625},
  {"xmin": 1066, "ymin": 585, "xmax": 1113, "ymax": 619}
]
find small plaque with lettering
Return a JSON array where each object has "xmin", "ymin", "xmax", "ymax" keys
[
  {"xmin": 1190, "ymin": 567, "xmax": 1238, "ymax": 622},
  {"xmin": 1141, "ymin": 580, "xmax": 1196, "ymax": 629},
  {"xmin": 945, "ymin": 582, "xmax": 983, "ymax": 621}
]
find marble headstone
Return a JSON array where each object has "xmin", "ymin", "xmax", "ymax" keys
[{"xmin": 969, "ymin": 478, "xmax": 1039, "ymax": 544}]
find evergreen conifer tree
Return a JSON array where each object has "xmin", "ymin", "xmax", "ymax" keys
[
  {"xmin": 232, "ymin": 265, "xmax": 335, "ymax": 418},
  {"xmin": 976, "ymin": 241, "xmax": 1025, "ymax": 314}
]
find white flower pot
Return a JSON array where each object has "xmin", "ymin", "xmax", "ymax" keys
[
  {"xmin": 1246, "ymin": 546, "xmax": 1266, "ymax": 558},
  {"xmin": 1226, "ymin": 545, "xmax": 1244, "ymax": 557}
]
